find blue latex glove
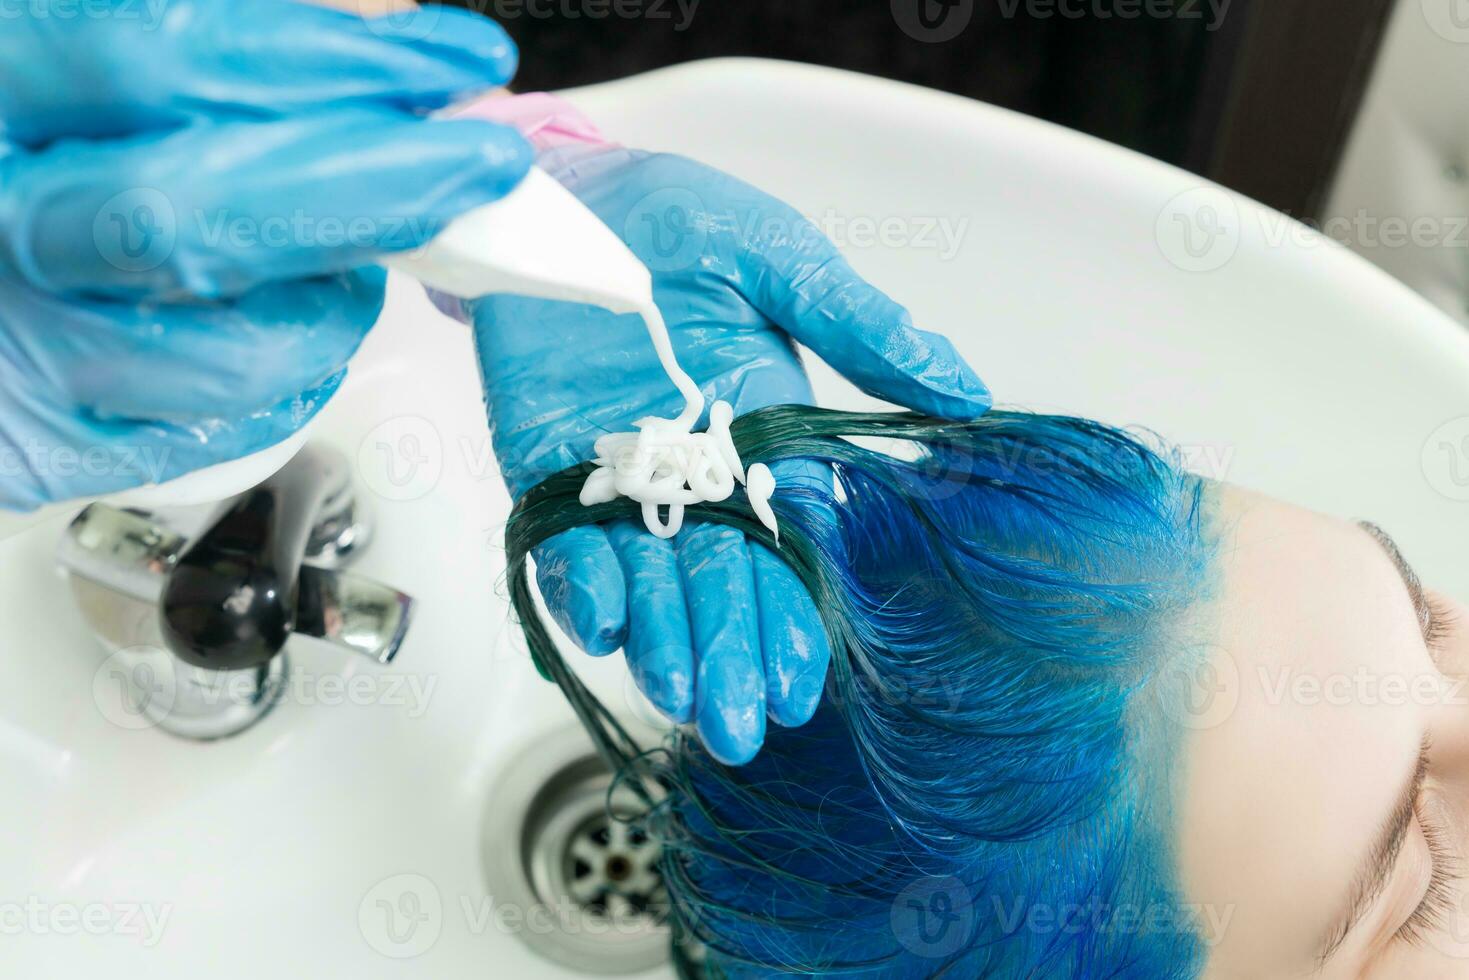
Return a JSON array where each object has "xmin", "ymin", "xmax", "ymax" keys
[
  {"xmin": 0, "ymin": 0, "xmax": 531, "ymax": 510},
  {"xmin": 472, "ymin": 147, "xmax": 990, "ymax": 763}
]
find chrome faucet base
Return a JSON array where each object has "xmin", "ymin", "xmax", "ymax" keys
[
  {"xmin": 71, "ymin": 570, "xmax": 291, "ymax": 739},
  {"xmin": 59, "ymin": 444, "xmax": 413, "ymax": 742}
]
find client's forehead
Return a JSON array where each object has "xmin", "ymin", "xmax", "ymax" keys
[{"xmin": 1175, "ymin": 487, "xmax": 1432, "ymax": 977}]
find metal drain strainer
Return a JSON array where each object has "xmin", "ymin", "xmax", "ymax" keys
[
  {"xmin": 482, "ymin": 723, "xmax": 669, "ymax": 975},
  {"xmin": 557, "ymin": 809, "xmax": 664, "ymax": 921}
]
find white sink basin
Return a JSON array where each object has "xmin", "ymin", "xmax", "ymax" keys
[{"xmin": 2, "ymin": 58, "xmax": 1466, "ymax": 978}]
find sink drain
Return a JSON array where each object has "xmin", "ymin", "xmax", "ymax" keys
[
  {"xmin": 482, "ymin": 723, "xmax": 669, "ymax": 975},
  {"xmin": 557, "ymin": 808, "xmax": 662, "ymax": 921}
]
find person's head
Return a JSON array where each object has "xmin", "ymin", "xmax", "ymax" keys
[
  {"xmin": 507, "ymin": 405, "xmax": 1467, "ymax": 977},
  {"xmin": 646, "ymin": 409, "xmax": 1221, "ymax": 977},
  {"xmin": 1183, "ymin": 489, "xmax": 1468, "ymax": 978}
]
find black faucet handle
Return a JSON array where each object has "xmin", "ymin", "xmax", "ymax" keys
[{"xmin": 160, "ymin": 444, "xmax": 345, "ymax": 670}]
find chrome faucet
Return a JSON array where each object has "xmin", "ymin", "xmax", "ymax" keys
[{"xmin": 57, "ymin": 444, "xmax": 414, "ymax": 740}]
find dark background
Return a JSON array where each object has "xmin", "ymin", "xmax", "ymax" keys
[{"xmin": 444, "ymin": 0, "xmax": 1398, "ymax": 221}]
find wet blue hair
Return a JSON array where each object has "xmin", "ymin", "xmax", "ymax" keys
[{"xmin": 506, "ymin": 406, "xmax": 1218, "ymax": 978}]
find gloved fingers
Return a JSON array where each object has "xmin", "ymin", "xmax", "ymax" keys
[
  {"xmin": 532, "ymin": 527, "xmax": 628, "ymax": 657},
  {"xmin": 0, "ymin": 374, "xmax": 344, "ymax": 513},
  {"xmin": 735, "ymin": 199, "xmax": 991, "ymax": 422},
  {"xmin": 470, "ymin": 293, "xmax": 709, "ymax": 497},
  {"xmin": 753, "ymin": 458, "xmax": 835, "ymax": 728},
  {"xmin": 675, "ymin": 522, "xmax": 766, "ymax": 765},
  {"xmin": 605, "ymin": 521, "xmax": 695, "ymax": 723},
  {"xmin": 0, "ymin": 0, "xmax": 518, "ymax": 148},
  {"xmin": 0, "ymin": 269, "xmax": 384, "ymax": 423},
  {"xmin": 0, "ymin": 108, "xmax": 531, "ymax": 301},
  {"xmin": 750, "ymin": 543, "xmax": 830, "ymax": 728}
]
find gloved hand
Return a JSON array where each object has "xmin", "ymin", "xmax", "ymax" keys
[
  {"xmin": 472, "ymin": 146, "xmax": 990, "ymax": 763},
  {"xmin": 0, "ymin": 0, "xmax": 531, "ymax": 510}
]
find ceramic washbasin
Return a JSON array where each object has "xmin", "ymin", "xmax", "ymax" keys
[{"xmin": 1, "ymin": 58, "xmax": 1466, "ymax": 978}]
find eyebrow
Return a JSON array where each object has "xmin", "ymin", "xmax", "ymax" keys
[
  {"xmin": 1359, "ymin": 522, "xmax": 1435, "ymax": 642},
  {"xmin": 1312, "ymin": 522, "xmax": 1436, "ymax": 965},
  {"xmin": 1313, "ymin": 738, "xmax": 1431, "ymax": 964}
]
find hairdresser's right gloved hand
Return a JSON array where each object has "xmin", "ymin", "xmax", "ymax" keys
[
  {"xmin": 0, "ymin": 0, "xmax": 530, "ymax": 511},
  {"xmin": 473, "ymin": 146, "xmax": 990, "ymax": 764}
]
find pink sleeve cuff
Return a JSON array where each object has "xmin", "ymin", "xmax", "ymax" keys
[
  {"xmin": 426, "ymin": 93, "xmax": 612, "ymax": 324},
  {"xmin": 447, "ymin": 91, "xmax": 612, "ymax": 153}
]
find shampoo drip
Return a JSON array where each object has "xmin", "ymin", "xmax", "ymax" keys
[{"xmin": 576, "ymin": 303, "xmax": 778, "ymax": 540}]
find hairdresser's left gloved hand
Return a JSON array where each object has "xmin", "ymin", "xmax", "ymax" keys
[{"xmin": 472, "ymin": 147, "xmax": 990, "ymax": 764}]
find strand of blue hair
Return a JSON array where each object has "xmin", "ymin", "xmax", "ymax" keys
[{"xmin": 504, "ymin": 405, "xmax": 1218, "ymax": 978}]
